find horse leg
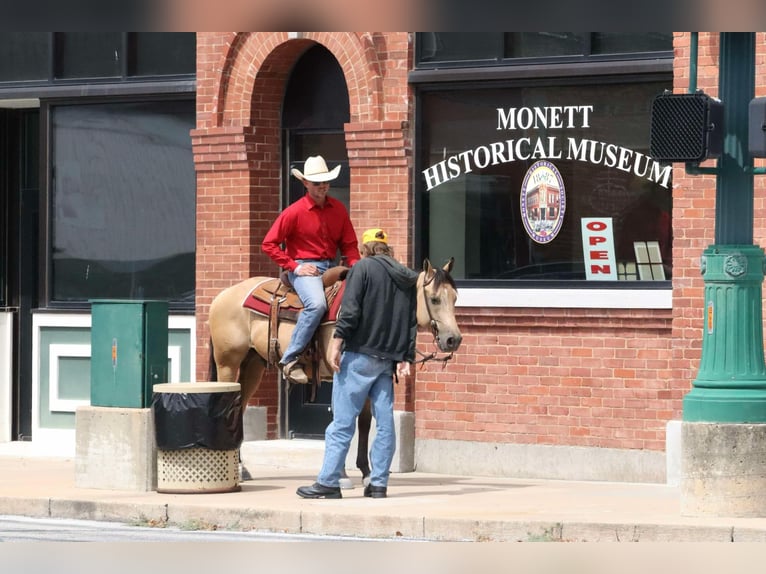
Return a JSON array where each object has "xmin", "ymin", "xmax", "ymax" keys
[
  {"xmin": 356, "ymin": 398, "xmax": 372, "ymax": 485},
  {"xmin": 236, "ymin": 350, "xmax": 266, "ymax": 482}
]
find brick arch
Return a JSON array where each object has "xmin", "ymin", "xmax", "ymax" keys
[{"xmin": 215, "ymin": 32, "xmax": 384, "ymax": 127}]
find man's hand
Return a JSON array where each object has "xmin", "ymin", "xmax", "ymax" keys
[
  {"xmin": 396, "ymin": 362, "xmax": 411, "ymax": 378},
  {"xmin": 329, "ymin": 338, "xmax": 343, "ymax": 372},
  {"xmin": 294, "ymin": 263, "xmax": 320, "ymax": 276}
]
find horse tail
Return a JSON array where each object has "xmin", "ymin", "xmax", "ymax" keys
[{"xmin": 207, "ymin": 338, "xmax": 218, "ymax": 382}]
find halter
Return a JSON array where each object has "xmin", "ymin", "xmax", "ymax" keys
[{"xmin": 414, "ymin": 270, "xmax": 454, "ymax": 369}]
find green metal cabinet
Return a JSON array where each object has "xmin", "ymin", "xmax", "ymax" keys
[{"xmin": 90, "ymin": 300, "xmax": 168, "ymax": 408}]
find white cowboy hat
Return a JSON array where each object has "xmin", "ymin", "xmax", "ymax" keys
[{"xmin": 291, "ymin": 155, "xmax": 341, "ymax": 182}]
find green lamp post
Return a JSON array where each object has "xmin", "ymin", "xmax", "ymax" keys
[{"xmin": 682, "ymin": 32, "xmax": 766, "ymax": 423}]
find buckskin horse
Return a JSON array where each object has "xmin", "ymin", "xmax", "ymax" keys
[{"xmin": 207, "ymin": 257, "xmax": 462, "ymax": 483}]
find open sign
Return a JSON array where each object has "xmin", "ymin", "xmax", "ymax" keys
[{"xmin": 581, "ymin": 218, "xmax": 617, "ymax": 280}]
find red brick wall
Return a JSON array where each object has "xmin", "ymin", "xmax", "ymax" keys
[
  {"xmin": 194, "ymin": 32, "xmax": 766, "ymax": 452},
  {"xmin": 414, "ymin": 307, "xmax": 674, "ymax": 451}
]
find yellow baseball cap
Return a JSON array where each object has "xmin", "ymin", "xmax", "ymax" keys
[{"xmin": 362, "ymin": 228, "xmax": 388, "ymax": 244}]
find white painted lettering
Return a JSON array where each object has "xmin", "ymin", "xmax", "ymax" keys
[
  {"xmin": 496, "ymin": 108, "xmax": 514, "ymax": 130},
  {"xmin": 490, "ymin": 141, "xmax": 508, "ymax": 165},
  {"xmin": 617, "ymin": 147, "xmax": 633, "ymax": 172},
  {"xmin": 423, "ymin": 161, "xmax": 447, "ymax": 191}
]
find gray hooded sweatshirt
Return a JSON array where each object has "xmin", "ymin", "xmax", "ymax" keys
[{"xmin": 333, "ymin": 254, "xmax": 419, "ymax": 363}]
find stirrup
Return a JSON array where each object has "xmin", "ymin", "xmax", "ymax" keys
[{"xmin": 281, "ymin": 359, "xmax": 309, "ymax": 384}]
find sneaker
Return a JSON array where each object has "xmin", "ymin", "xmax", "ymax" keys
[
  {"xmin": 280, "ymin": 359, "xmax": 308, "ymax": 384},
  {"xmin": 296, "ymin": 482, "xmax": 342, "ymax": 499},
  {"xmin": 363, "ymin": 484, "xmax": 387, "ymax": 498}
]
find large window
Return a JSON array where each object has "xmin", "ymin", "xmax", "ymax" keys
[
  {"xmin": 414, "ymin": 32, "xmax": 673, "ymax": 287},
  {"xmin": 417, "ymin": 79, "xmax": 672, "ymax": 283},
  {"xmin": 0, "ymin": 33, "xmax": 50, "ymax": 82},
  {"xmin": 0, "ymin": 33, "xmax": 195, "ymax": 84},
  {"xmin": 416, "ymin": 33, "xmax": 673, "ymax": 67},
  {"xmin": 47, "ymin": 99, "xmax": 196, "ymax": 307}
]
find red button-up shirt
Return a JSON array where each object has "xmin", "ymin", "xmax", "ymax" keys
[{"xmin": 262, "ymin": 194, "xmax": 361, "ymax": 271}]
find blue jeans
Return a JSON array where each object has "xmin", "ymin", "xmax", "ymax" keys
[
  {"xmin": 280, "ymin": 259, "xmax": 333, "ymax": 365},
  {"xmin": 317, "ymin": 351, "xmax": 396, "ymax": 488}
]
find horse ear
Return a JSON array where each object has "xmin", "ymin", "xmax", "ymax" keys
[
  {"xmin": 422, "ymin": 259, "xmax": 433, "ymax": 273},
  {"xmin": 443, "ymin": 257, "xmax": 455, "ymax": 274}
]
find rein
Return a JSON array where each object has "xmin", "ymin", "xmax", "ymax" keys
[{"xmin": 413, "ymin": 348, "xmax": 454, "ymax": 368}]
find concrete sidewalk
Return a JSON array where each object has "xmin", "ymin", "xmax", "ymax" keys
[{"xmin": 1, "ymin": 439, "xmax": 766, "ymax": 542}]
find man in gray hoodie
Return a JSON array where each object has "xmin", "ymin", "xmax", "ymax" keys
[{"xmin": 297, "ymin": 228, "xmax": 419, "ymax": 499}]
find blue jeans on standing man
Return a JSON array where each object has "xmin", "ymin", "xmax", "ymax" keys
[
  {"xmin": 317, "ymin": 351, "xmax": 396, "ymax": 488},
  {"xmin": 280, "ymin": 258, "xmax": 333, "ymax": 366}
]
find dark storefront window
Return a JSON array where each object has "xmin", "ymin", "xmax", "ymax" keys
[
  {"xmin": 128, "ymin": 33, "xmax": 196, "ymax": 77},
  {"xmin": 418, "ymin": 33, "xmax": 502, "ymax": 64},
  {"xmin": 414, "ymin": 32, "xmax": 673, "ymax": 286},
  {"xmin": 416, "ymin": 33, "xmax": 673, "ymax": 67},
  {"xmin": 417, "ymin": 79, "xmax": 672, "ymax": 283},
  {"xmin": 0, "ymin": 33, "xmax": 50, "ymax": 82},
  {"xmin": 54, "ymin": 33, "xmax": 123, "ymax": 79},
  {"xmin": 591, "ymin": 33, "xmax": 674, "ymax": 55},
  {"xmin": 504, "ymin": 33, "xmax": 583, "ymax": 58},
  {"xmin": 0, "ymin": 33, "xmax": 195, "ymax": 85},
  {"xmin": 48, "ymin": 100, "xmax": 196, "ymax": 306}
]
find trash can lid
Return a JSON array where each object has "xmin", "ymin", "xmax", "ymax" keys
[{"xmin": 152, "ymin": 382, "xmax": 241, "ymax": 394}]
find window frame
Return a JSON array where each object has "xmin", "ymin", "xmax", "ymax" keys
[{"xmin": 39, "ymin": 93, "xmax": 197, "ymax": 312}]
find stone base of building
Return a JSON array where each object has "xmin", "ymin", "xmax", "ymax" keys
[
  {"xmin": 681, "ymin": 422, "xmax": 766, "ymax": 517},
  {"xmin": 75, "ymin": 405, "xmax": 156, "ymax": 491},
  {"xmin": 415, "ymin": 438, "xmax": 666, "ymax": 483}
]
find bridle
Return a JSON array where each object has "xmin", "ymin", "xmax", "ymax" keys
[{"xmin": 414, "ymin": 269, "xmax": 455, "ymax": 369}]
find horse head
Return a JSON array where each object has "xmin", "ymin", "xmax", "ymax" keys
[{"xmin": 418, "ymin": 257, "xmax": 462, "ymax": 353}]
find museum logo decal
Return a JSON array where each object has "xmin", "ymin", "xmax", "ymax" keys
[{"xmin": 520, "ymin": 161, "xmax": 566, "ymax": 244}]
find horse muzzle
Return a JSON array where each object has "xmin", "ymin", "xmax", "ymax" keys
[{"xmin": 436, "ymin": 332, "xmax": 462, "ymax": 353}]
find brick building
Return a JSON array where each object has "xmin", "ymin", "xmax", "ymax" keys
[{"xmin": 191, "ymin": 32, "xmax": 751, "ymax": 483}]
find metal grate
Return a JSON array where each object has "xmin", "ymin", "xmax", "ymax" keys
[{"xmin": 650, "ymin": 93, "xmax": 723, "ymax": 163}]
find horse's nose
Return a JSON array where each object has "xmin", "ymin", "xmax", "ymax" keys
[{"xmin": 438, "ymin": 333, "xmax": 462, "ymax": 352}]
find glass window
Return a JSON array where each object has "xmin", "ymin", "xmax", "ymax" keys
[
  {"xmin": 54, "ymin": 33, "xmax": 122, "ymax": 79},
  {"xmin": 592, "ymin": 33, "xmax": 673, "ymax": 55},
  {"xmin": 417, "ymin": 79, "xmax": 672, "ymax": 283},
  {"xmin": 0, "ymin": 33, "xmax": 50, "ymax": 82},
  {"xmin": 418, "ymin": 33, "xmax": 502, "ymax": 64},
  {"xmin": 49, "ymin": 100, "xmax": 196, "ymax": 305},
  {"xmin": 416, "ymin": 33, "xmax": 673, "ymax": 68},
  {"xmin": 128, "ymin": 33, "xmax": 196, "ymax": 77},
  {"xmin": 504, "ymin": 33, "xmax": 584, "ymax": 58}
]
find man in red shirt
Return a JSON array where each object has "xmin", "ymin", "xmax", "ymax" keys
[{"xmin": 262, "ymin": 155, "xmax": 360, "ymax": 384}]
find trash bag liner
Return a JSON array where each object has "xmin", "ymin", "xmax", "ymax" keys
[{"xmin": 152, "ymin": 390, "xmax": 243, "ymax": 450}]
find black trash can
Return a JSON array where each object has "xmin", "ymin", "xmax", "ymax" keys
[{"xmin": 152, "ymin": 382, "xmax": 243, "ymax": 494}]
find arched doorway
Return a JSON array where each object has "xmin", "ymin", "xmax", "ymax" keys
[{"xmin": 280, "ymin": 44, "xmax": 350, "ymax": 438}]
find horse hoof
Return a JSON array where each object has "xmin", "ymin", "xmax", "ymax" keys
[
  {"xmin": 339, "ymin": 477, "xmax": 354, "ymax": 490},
  {"xmin": 239, "ymin": 464, "xmax": 253, "ymax": 482}
]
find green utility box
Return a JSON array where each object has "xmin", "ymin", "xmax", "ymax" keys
[{"xmin": 90, "ymin": 300, "xmax": 169, "ymax": 408}]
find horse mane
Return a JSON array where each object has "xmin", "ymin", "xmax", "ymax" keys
[{"xmin": 429, "ymin": 265, "xmax": 457, "ymax": 292}]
